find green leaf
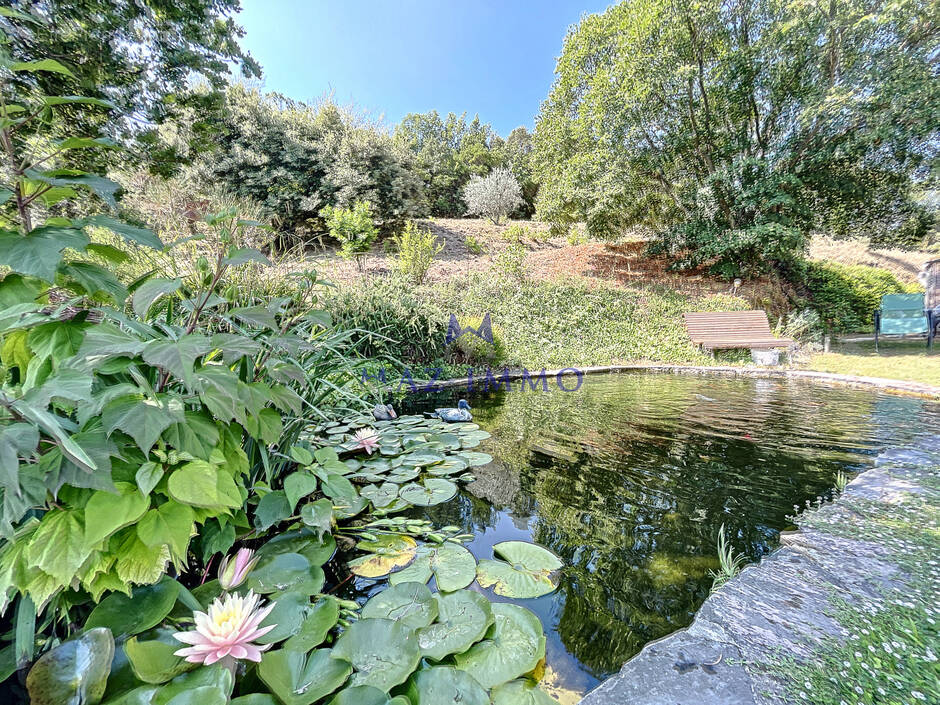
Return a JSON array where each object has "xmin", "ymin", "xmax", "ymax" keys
[
  {"xmin": 55, "ymin": 136, "xmax": 119, "ymax": 151},
  {"xmin": 405, "ymin": 666, "xmax": 490, "ymax": 705},
  {"xmin": 231, "ymin": 696, "xmax": 279, "ymax": 705},
  {"xmin": 25, "ymin": 628, "xmax": 113, "ymax": 705},
  {"xmin": 284, "ymin": 596, "xmax": 340, "ymax": 652},
  {"xmin": 137, "ymin": 502, "xmax": 195, "ymax": 559},
  {"xmin": 132, "ymin": 278, "xmax": 182, "ymax": 318},
  {"xmin": 348, "ymin": 535, "xmax": 418, "ymax": 579},
  {"xmin": 57, "ymin": 260, "xmax": 128, "ymax": 302},
  {"xmin": 135, "ymin": 462, "xmax": 165, "ymax": 496},
  {"xmin": 10, "ymin": 59, "xmax": 74, "ymax": 75},
  {"xmin": 161, "ymin": 412, "xmax": 219, "ymax": 461},
  {"xmin": 85, "ymin": 577, "xmax": 180, "ymax": 638},
  {"xmin": 124, "ymin": 628, "xmax": 194, "ymax": 684},
  {"xmin": 223, "ymin": 247, "xmax": 271, "ymax": 266},
  {"xmin": 360, "ymin": 482, "xmax": 399, "ymax": 509},
  {"xmin": 0, "ymin": 226, "xmax": 89, "ymax": 281},
  {"xmin": 113, "ymin": 533, "xmax": 170, "ymax": 586},
  {"xmin": 475, "ymin": 541, "xmax": 562, "ymax": 599},
  {"xmin": 42, "ymin": 95, "xmax": 117, "ymax": 109},
  {"xmin": 102, "ymin": 395, "xmax": 185, "ymax": 454},
  {"xmin": 83, "ymin": 482, "xmax": 150, "ymax": 548},
  {"xmin": 26, "ymin": 319, "xmax": 84, "ymax": 362},
  {"xmin": 258, "ymin": 648, "xmax": 351, "ymax": 705},
  {"xmin": 253, "ymin": 490, "xmax": 291, "ymax": 531},
  {"xmin": 361, "ymin": 582, "xmax": 438, "ymax": 629},
  {"xmin": 141, "ymin": 335, "xmax": 210, "ymax": 388},
  {"xmin": 27, "ymin": 170, "xmax": 121, "ymax": 209},
  {"xmin": 86, "ymin": 242, "xmax": 131, "ymax": 264},
  {"xmin": 299, "ymin": 499, "xmax": 334, "ymax": 541},
  {"xmin": 390, "ymin": 541, "xmax": 476, "ymax": 593},
  {"xmin": 326, "ymin": 686, "xmax": 409, "ymax": 705},
  {"xmin": 77, "ymin": 322, "xmax": 147, "ymax": 360},
  {"xmin": 416, "ymin": 590, "xmax": 494, "ymax": 662},
  {"xmin": 398, "ymin": 478, "xmax": 457, "ymax": 507},
  {"xmin": 284, "ymin": 472, "xmax": 318, "ymax": 513},
  {"xmin": 453, "ymin": 603, "xmax": 546, "ymax": 688},
  {"xmin": 229, "ymin": 305, "xmax": 278, "ymax": 330},
  {"xmin": 167, "ymin": 460, "xmax": 242, "ymax": 510},
  {"xmin": 243, "ymin": 552, "xmax": 324, "ymax": 596},
  {"xmin": 254, "ymin": 591, "xmax": 309, "ymax": 645},
  {"xmin": 330, "ymin": 618, "xmax": 420, "ymax": 691},
  {"xmin": 0, "ymin": 273, "xmax": 45, "ymax": 307},
  {"xmin": 491, "ymin": 679, "xmax": 557, "ymax": 705},
  {"xmin": 25, "ymin": 509, "xmax": 90, "ymax": 586}
]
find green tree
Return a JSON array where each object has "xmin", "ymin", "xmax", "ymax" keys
[
  {"xmin": 534, "ymin": 0, "xmax": 938, "ymax": 275},
  {"xmin": 0, "ymin": 0, "xmax": 260, "ymax": 176}
]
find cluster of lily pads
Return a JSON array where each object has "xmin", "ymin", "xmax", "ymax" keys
[{"xmin": 21, "ymin": 413, "xmax": 564, "ymax": 704}]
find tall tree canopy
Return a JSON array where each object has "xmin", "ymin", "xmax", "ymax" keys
[
  {"xmin": 0, "ymin": 0, "xmax": 260, "ymax": 175},
  {"xmin": 534, "ymin": 0, "xmax": 938, "ymax": 275}
]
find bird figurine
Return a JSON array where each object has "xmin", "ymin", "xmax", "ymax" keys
[
  {"xmin": 371, "ymin": 403, "xmax": 397, "ymax": 421},
  {"xmin": 426, "ymin": 399, "xmax": 472, "ymax": 422}
]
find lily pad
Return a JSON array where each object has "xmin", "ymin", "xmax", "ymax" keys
[
  {"xmin": 455, "ymin": 451, "xmax": 493, "ymax": 467},
  {"xmin": 398, "ymin": 478, "xmax": 457, "ymax": 507},
  {"xmin": 284, "ymin": 596, "xmax": 340, "ymax": 652},
  {"xmin": 124, "ymin": 628, "xmax": 194, "ymax": 684},
  {"xmin": 400, "ymin": 451, "xmax": 445, "ymax": 467},
  {"xmin": 361, "ymin": 582, "xmax": 438, "ymax": 629},
  {"xmin": 26, "ymin": 628, "xmax": 114, "ymax": 705},
  {"xmin": 254, "ymin": 591, "xmax": 309, "ymax": 644},
  {"xmin": 348, "ymin": 535, "xmax": 418, "ymax": 578},
  {"xmin": 360, "ymin": 482, "xmax": 400, "ymax": 509},
  {"xmin": 255, "ymin": 528, "xmax": 336, "ymax": 566},
  {"xmin": 491, "ymin": 679, "xmax": 558, "ymax": 705},
  {"xmin": 416, "ymin": 590, "xmax": 494, "ymax": 661},
  {"xmin": 327, "ymin": 686, "xmax": 410, "ymax": 705},
  {"xmin": 475, "ymin": 541, "xmax": 562, "ymax": 598},
  {"xmin": 330, "ymin": 618, "xmax": 420, "ymax": 691},
  {"xmin": 243, "ymin": 552, "xmax": 325, "ymax": 595},
  {"xmin": 85, "ymin": 577, "xmax": 180, "ymax": 638},
  {"xmin": 258, "ymin": 648, "xmax": 351, "ymax": 705},
  {"xmin": 389, "ymin": 542, "xmax": 476, "ymax": 592},
  {"xmin": 405, "ymin": 666, "xmax": 489, "ymax": 705},
  {"xmin": 426, "ymin": 458, "xmax": 468, "ymax": 476},
  {"xmin": 454, "ymin": 603, "xmax": 546, "ymax": 689},
  {"xmin": 384, "ymin": 467, "xmax": 420, "ymax": 484}
]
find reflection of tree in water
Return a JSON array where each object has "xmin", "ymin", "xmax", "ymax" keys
[{"xmin": 409, "ymin": 374, "xmax": 917, "ymax": 679}]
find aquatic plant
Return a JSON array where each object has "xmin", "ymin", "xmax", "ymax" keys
[
  {"xmin": 709, "ymin": 523, "xmax": 747, "ymax": 592},
  {"xmin": 172, "ymin": 591, "xmax": 276, "ymax": 665}
]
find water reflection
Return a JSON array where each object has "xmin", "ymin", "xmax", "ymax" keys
[{"xmin": 399, "ymin": 372, "xmax": 939, "ymax": 695}]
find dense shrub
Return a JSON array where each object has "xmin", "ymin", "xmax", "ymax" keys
[
  {"xmin": 796, "ymin": 261, "xmax": 919, "ymax": 332},
  {"xmin": 463, "ymin": 167, "xmax": 523, "ymax": 224},
  {"xmin": 450, "ymin": 316, "xmax": 508, "ymax": 367},
  {"xmin": 393, "ymin": 221, "xmax": 444, "ymax": 284},
  {"xmin": 494, "ymin": 241, "xmax": 528, "ymax": 281},
  {"xmin": 321, "ymin": 201, "xmax": 378, "ymax": 264}
]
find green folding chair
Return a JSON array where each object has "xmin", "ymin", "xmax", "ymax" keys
[{"xmin": 874, "ymin": 293, "xmax": 927, "ymax": 351}]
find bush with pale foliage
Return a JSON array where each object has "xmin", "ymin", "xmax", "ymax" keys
[{"xmin": 463, "ymin": 167, "xmax": 523, "ymax": 224}]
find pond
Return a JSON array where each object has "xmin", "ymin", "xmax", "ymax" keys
[{"xmin": 354, "ymin": 372, "xmax": 939, "ymax": 700}]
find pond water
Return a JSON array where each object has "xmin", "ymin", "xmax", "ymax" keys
[{"xmin": 368, "ymin": 372, "xmax": 939, "ymax": 700}]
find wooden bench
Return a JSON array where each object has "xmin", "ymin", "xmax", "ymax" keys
[{"xmin": 683, "ymin": 311, "xmax": 795, "ymax": 351}]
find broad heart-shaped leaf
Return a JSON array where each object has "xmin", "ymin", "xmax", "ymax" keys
[
  {"xmin": 124, "ymin": 628, "xmax": 194, "ymax": 684},
  {"xmin": 455, "ymin": 451, "xmax": 493, "ymax": 467},
  {"xmin": 359, "ymin": 482, "xmax": 400, "ymax": 509},
  {"xmin": 103, "ymin": 663, "xmax": 232, "ymax": 705},
  {"xmin": 348, "ymin": 535, "xmax": 417, "ymax": 579},
  {"xmin": 231, "ymin": 696, "xmax": 278, "ymax": 705},
  {"xmin": 404, "ymin": 666, "xmax": 490, "ymax": 705},
  {"xmin": 141, "ymin": 335, "xmax": 211, "ymax": 388},
  {"xmin": 258, "ymin": 648, "xmax": 351, "ymax": 705},
  {"xmin": 26, "ymin": 170, "xmax": 121, "ymax": 209},
  {"xmin": 284, "ymin": 472, "xmax": 319, "ymax": 513},
  {"xmin": 491, "ymin": 679, "xmax": 558, "ymax": 705},
  {"xmin": 132, "ymin": 278, "xmax": 182, "ymax": 318},
  {"xmin": 253, "ymin": 490, "xmax": 292, "ymax": 531},
  {"xmin": 454, "ymin": 603, "xmax": 546, "ymax": 689},
  {"xmin": 242, "ymin": 552, "xmax": 325, "ymax": 596},
  {"xmin": 389, "ymin": 542, "xmax": 476, "ymax": 593},
  {"xmin": 85, "ymin": 577, "xmax": 180, "ymax": 638},
  {"xmin": 136, "ymin": 501, "xmax": 195, "ymax": 559},
  {"xmin": 83, "ymin": 481, "xmax": 150, "ymax": 548},
  {"xmin": 416, "ymin": 590, "xmax": 494, "ymax": 662},
  {"xmin": 0, "ymin": 226, "xmax": 89, "ymax": 281},
  {"xmin": 361, "ymin": 582, "xmax": 438, "ymax": 629},
  {"xmin": 255, "ymin": 528, "xmax": 336, "ymax": 567},
  {"xmin": 299, "ymin": 499, "xmax": 334, "ymax": 541},
  {"xmin": 102, "ymin": 394, "xmax": 185, "ymax": 454},
  {"xmin": 284, "ymin": 596, "xmax": 340, "ymax": 652},
  {"xmin": 82, "ymin": 214, "xmax": 163, "ymax": 250},
  {"xmin": 254, "ymin": 591, "xmax": 310, "ymax": 645},
  {"xmin": 25, "ymin": 627, "xmax": 113, "ymax": 705},
  {"xmin": 330, "ymin": 618, "xmax": 420, "ymax": 691},
  {"xmin": 167, "ymin": 460, "xmax": 242, "ymax": 510},
  {"xmin": 326, "ymin": 686, "xmax": 410, "ymax": 705},
  {"xmin": 57, "ymin": 260, "xmax": 127, "ymax": 303},
  {"xmin": 476, "ymin": 541, "xmax": 563, "ymax": 599},
  {"xmin": 398, "ymin": 478, "xmax": 457, "ymax": 507},
  {"xmin": 25, "ymin": 508, "xmax": 91, "ymax": 586}
]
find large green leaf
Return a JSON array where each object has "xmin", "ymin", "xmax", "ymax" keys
[
  {"xmin": 389, "ymin": 542, "xmax": 476, "ymax": 593},
  {"xmin": 26, "ymin": 628, "xmax": 113, "ymax": 705},
  {"xmin": 284, "ymin": 472, "xmax": 318, "ymax": 513},
  {"xmin": 0, "ymin": 226, "xmax": 89, "ymax": 281},
  {"xmin": 10, "ymin": 59, "xmax": 74, "ymax": 75},
  {"xmin": 255, "ymin": 528, "xmax": 336, "ymax": 567},
  {"xmin": 330, "ymin": 618, "xmax": 420, "ymax": 691},
  {"xmin": 83, "ymin": 482, "xmax": 150, "ymax": 548},
  {"xmin": 491, "ymin": 679, "xmax": 557, "ymax": 705},
  {"xmin": 348, "ymin": 535, "xmax": 417, "ymax": 579},
  {"xmin": 242, "ymin": 552, "xmax": 324, "ymax": 596},
  {"xmin": 416, "ymin": 590, "xmax": 493, "ymax": 662},
  {"xmin": 475, "ymin": 541, "xmax": 562, "ymax": 599},
  {"xmin": 398, "ymin": 478, "xmax": 457, "ymax": 507},
  {"xmin": 124, "ymin": 628, "xmax": 194, "ymax": 684},
  {"xmin": 25, "ymin": 509, "xmax": 91, "ymax": 586},
  {"xmin": 284, "ymin": 596, "xmax": 340, "ymax": 652},
  {"xmin": 58, "ymin": 260, "xmax": 127, "ymax": 303},
  {"xmin": 85, "ymin": 577, "xmax": 180, "ymax": 638},
  {"xmin": 27, "ymin": 170, "xmax": 121, "ymax": 209},
  {"xmin": 361, "ymin": 582, "xmax": 437, "ymax": 629},
  {"xmin": 132, "ymin": 278, "xmax": 182, "ymax": 318},
  {"xmin": 136, "ymin": 502, "xmax": 195, "ymax": 559},
  {"xmin": 76, "ymin": 322, "xmax": 147, "ymax": 360},
  {"xmin": 253, "ymin": 490, "xmax": 292, "ymax": 531},
  {"xmin": 326, "ymin": 687, "xmax": 409, "ymax": 705},
  {"xmin": 258, "ymin": 648, "xmax": 351, "ymax": 705},
  {"xmin": 453, "ymin": 603, "xmax": 546, "ymax": 689},
  {"xmin": 167, "ymin": 460, "xmax": 242, "ymax": 510},
  {"xmin": 101, "ymin": 664, "xmax": 232, "ymax": 705},
  {"xmin": 404, "ymin": 666, "xmax": 489, "ymax": 705},
  {"xmin": 141, "ymin": 335, "xmax": 210, "ymax": 388},
  {"xmin": 83, "ymin": 215, "xmax": 163, "ymax": 250},
  {"xmin": 299, "ymin": 499, "xmax": 334, "ymax": 542},
  {"xmin": 360, "ymin": 482, "xmax": 399, "ymax": 509},
  {"xmin": 254, "ymin": 592, "xmax": 309, "ymax": 645},
  {"xmin": 102, "ymin": 395, "xmax": 185, "ymax": 454}
]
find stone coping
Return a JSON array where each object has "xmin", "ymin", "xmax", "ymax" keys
[
  {"xmin": 430, "ymin": 364, "xmax": 940, "ymax": 399},
  {"xmin": 577, "ymin": 423, "xmax": 939, "ymax": 704}
]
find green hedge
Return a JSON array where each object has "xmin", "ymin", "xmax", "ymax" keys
[{"xmin": 798, "ymin": 261, "xmax": 920, "ymax": 333}]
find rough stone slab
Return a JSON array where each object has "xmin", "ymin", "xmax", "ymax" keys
[{"xmin": 579, "ymin": 442, "xmax": 937, "ymax": 705}]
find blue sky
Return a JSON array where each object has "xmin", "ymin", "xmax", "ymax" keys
[{"xmin": 236, "ymin": 0, "xmax": 613, "ymax": 136}]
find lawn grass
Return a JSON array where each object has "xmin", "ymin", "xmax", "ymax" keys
[{"xmin": 806, "ymin": 339, "xmax": 940, "ymax": 387}]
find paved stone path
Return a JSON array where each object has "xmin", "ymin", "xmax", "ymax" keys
[{"xmin": 579, "ymin": 433, "xmax": 939, "ymax": 705}]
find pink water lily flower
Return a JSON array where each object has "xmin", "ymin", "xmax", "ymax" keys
[
  {"xmin": 353, "ymin": 427, "xmax": 380, "ymax": 454},
  {"xmin": 173, "ymin": 590, "xmax": 276, "ymax": 665},
  {"xmin": 218, "ymin": 547, "xmax": 259, "ymax": 589}
]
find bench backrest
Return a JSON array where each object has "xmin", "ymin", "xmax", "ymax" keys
[
  {"xmin": 682, "ymin": 311, "xmax": 773, "ymax": 342},
  {"xmin": 879, "ymin": 293, "xmax": 926, "ymax": 335}
]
